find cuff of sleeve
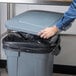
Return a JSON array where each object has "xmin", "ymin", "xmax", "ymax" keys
[{"xmin": 56, "ymin": 21, "xmax": 63, "ymax": 32}]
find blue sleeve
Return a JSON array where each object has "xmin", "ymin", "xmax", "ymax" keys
[{"xmin": 56, "ymin": 0, "xmax": 76, "ymax": 31}]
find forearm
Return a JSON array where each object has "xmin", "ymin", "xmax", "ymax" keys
[{"xmin": 56, "ymin": 0, "xmax": 76, "ymax": 31}]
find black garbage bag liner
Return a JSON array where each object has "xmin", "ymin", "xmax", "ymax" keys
[{"xmin": 3, "ymin": 32, "xmax": 61, "ymax": 55}]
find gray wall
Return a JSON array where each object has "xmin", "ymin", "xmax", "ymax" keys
[
  {"xmin": 0, "ymin": 3, "xmax": 7, "ymax": 35},
  {"xmin": 54, "ymin": 35, "xmax": 76, "ymax": 66},
  {"xmin": 0, "ymin": 3, "xmax": 7, "ymax": 59}
]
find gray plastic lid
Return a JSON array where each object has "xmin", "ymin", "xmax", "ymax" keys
[{"xmin": 5, "ymin": 10, "xmax": 63, "ymax": 35}]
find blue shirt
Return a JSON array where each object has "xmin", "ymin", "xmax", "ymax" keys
[{"xmin": 56, "ymin": 0, "xmax": 76, "ymax": 31}]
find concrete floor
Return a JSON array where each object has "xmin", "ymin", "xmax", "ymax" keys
[{"xmin": 0, "ymin": 69, "xmax": 75, "ymax": 76}]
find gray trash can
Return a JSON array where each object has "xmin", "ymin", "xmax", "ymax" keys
[
  {"xmin": 3, "ymin": 32, "xmax": 60, "ymax": 76},
  {"xmin": 3, "ymin": 10, "xmax": 63, "ymax": 76}
]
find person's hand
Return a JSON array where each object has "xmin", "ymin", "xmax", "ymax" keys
[{"xmin": 38, "ymin": 26, "xmax": 59, "ymax": 39}]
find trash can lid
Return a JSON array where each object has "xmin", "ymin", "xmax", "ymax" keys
[{"xmin": 5, "ymin": 10, "xmax": 63, "ymax": 35}]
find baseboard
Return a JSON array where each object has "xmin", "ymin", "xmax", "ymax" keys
[
  {"xmin": 53, "ymin": 64, "xmax": 76, "ymax": 75},
  {"xmin": 0, "ymin": 59, "xmax": 76, "ymax": 75},
  {"xmin": 0, "ymin": 60, "xmax": 7, "ymax": 68}
]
